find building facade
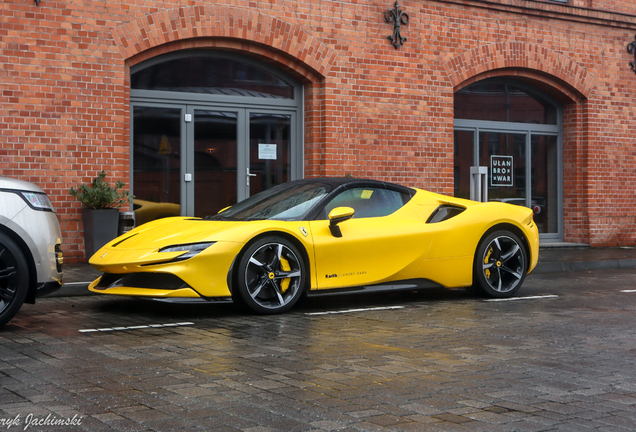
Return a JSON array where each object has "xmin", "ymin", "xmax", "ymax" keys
[{"xmin": 2, "ymin": 0, "xmax": 636, "ymax": 261}]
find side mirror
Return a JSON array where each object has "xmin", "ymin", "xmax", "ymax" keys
[{"xmin": 328, "ymin": 207, "xmax": 355, "ymax": 237}]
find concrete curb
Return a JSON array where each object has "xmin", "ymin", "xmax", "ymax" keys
[{"xmin": 533, "ymin": 258, "xmax": 636, "ymax": 273}]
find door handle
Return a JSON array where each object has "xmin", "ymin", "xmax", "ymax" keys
[{"xmin": 247, "ymin": 168, "xmax": 256, "ymax": 187}]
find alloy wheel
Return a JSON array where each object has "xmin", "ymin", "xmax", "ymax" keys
[
  {"xmin": 480, "ymin": 235, "xmax": 525, "ymax": 293},
  {"xmin": 243, "ymin": 242, "xmax": 303, "ymax": 310},
  {"xmin": 0, "ymin": 245, "xmax": 19, "ymax": 316}
]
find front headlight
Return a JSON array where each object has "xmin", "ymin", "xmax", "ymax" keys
[
  {"xmin": 19, "ymin": 191, "xmax": 55, "ymax": 212},
  {"xmin": 159, "ymin": 242, "xmax": 216, "ymax": 261}
]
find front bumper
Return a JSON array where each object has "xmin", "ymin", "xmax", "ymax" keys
[
  {"xmin": 90, "ymin": 272, "xmax": 201, "ymax": 298},
  {"xmin": 88, "ymin": 273, "xmax": 234, "ymax": 302},
  {"xmin": 88, "ymin": 241, "xmax": 244, "ymax": 298}
]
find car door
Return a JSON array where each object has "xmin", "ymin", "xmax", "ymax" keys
[{"xmin": 308, "ymin": 186, "xmax": 433, "ymax": 290}]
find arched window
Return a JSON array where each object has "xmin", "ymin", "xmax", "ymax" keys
[
  {"xmin": 455, "ymin": 81, "xmax": 557, "ymax": 125},
  {"xmin": 130, "ymin": 50, "xmax": 303, "ymax": 223},
  {"xmin": 132, "ymin": 55, "xmax": 295, "ymax": 99},
  {"xmin": 454, "ymin": 78, "xmax": 562, "ymax": 240}
]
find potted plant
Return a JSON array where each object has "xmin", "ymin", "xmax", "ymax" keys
[{"xmin": 70, "ymin": 171, "xmax": 133, "ymax": 258}]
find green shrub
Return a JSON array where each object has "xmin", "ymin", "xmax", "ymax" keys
[{"xmin": 69, "ymin": 170, "xmax": 133, "ymax": 209}]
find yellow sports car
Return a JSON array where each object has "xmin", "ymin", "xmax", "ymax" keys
[{"xmin": 89, "ymin": 178, "xmax": 539, "ymax": 314}]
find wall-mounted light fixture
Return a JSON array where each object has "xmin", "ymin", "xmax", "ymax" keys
[
  {"xmin": 628, "ymin": 35, "xmax": 636, "ymax": 74},
  {"xmin": 385, "ymin": 1, "xmax": 409, "ymax": 49}
]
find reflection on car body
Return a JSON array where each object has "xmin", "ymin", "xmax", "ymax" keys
[
  {"xmin": 133, "ymin": 199, "xmax": 181, "ymax": 226},
  {"xmin": 89, "ymin": 178, "xmax": 539, "ymax": 314}
]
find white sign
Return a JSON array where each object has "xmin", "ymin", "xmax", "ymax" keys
[
  {"xmin": 490, "ymin": 155, "xmax": 513, "ymax": 186},
  {"xmin": 258, "ymin": 144, "xmax": 277, "ymax": 160}
]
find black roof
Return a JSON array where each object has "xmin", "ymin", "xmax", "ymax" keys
[{"xmin": 288, "ymin": 177, "xmax": 414, "ymax": 193}]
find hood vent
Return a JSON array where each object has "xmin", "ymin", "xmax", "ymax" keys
[{"xmin": 111, "ymin": 233, "xmax": 139, "ymax": 248}]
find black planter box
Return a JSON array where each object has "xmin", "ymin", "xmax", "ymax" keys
[{"xmin": 82, "ymin": 208, "xmax": 119, "ymax": 258}]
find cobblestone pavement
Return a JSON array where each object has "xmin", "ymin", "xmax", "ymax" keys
[{"xmin": 2, "ymin": 269, "xmax": 636, "ymax": 431}]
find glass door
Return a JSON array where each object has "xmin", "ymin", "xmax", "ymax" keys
[
  {"xmin": 479, "ymin": 131, "xmax": 527, "ymax": 206},
  {"xmin": 130, "ymin": 51, "xmax": 303, "ymax": 225},
  {"xmin": 132, "ymin": 105, "xmax": 184, "ymax": 226},
  {"xmin": 132, "ymin": 105, "xmax": 298, "ymax": 224},
  {"xmin": 454, "ymin": 129, "xmax": 474, "ymax": 199},
  {"xmin": 531, "ymin": 135, "xmax": 558, "ymax": 234},
  {"xmin": 454, "ymin": 78, "xmax": 562, "ymax": 241},
  {"xmin": 248, "ymin": 112, "xmax": 292, "ymax": 197},
  {"xmin": 191, "ymin": 109, "xmax": 240, "ymax": 217},
  {"xmin": 454, "ymin": 125, "xmax": 561, "ymax": 238}
]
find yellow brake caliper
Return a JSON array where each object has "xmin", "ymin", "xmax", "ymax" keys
[
  {"xmin": 484, "ymin": 246, "xmax": 493, "ymax": 279},
  {"xmin": 279, "ymin": 256, "xmax": 291, "ymax": 293}
]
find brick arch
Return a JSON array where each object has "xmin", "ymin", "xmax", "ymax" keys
[
  {"xmin": 443, "ymin": 42, "xmax": 596, "ymax": 100},
  {"xmin": 111, "ymin": 5, "xmax": 337, "ymax": 78}
]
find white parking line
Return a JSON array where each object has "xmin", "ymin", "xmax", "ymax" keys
[
  {"xmin": 306, "ymin": 306, "xmax": 405, "ymax": 316},
  {"xmin": 79, "ymin": 322, "xmax": 194, "ymax": 333},
  {"xmin": 484, "ymin": 295, "xmax": 559, "ymax": 302},
  {"xmin": 620, "ymin": 290, "xmax": 636, "ymax": 293}
]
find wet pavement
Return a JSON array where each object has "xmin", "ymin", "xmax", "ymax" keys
[{"xmin": 2, "ymin": 267, "xmax": 636, "ymax": 431}]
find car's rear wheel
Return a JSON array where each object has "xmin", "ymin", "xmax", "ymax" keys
[
  {"xmin": 472, "ymin": 230, "xmax": 527, "ymax": 298},
  {"xmin": 236, "ymin": 237, "xmax": 306, "ymax": 314},
  {"xmin": 0, "ymin": 233, "xmax": 30, "ymax": 327}
]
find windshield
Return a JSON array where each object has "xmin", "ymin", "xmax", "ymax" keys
[{"xmin": 205, "ymin": 181, "xmax": 332, "ymax": 221}]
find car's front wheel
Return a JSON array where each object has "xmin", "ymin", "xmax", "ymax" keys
[
  {"xmin": 472, "ymin": 230, "xmax": 527, "ymax": 298},
  {"xmin": 235, "ymin": 237, "xmax": 306, "ymax": 314},
  {"xmin": 0, "ymin": 233, "xmax": 30, "ymax": 327}
]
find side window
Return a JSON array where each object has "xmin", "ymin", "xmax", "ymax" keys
[{"xmin": 321, "ymin": 187, "xmax": 409, "ymax": 219}]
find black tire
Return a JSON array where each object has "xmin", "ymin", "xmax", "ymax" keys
[
  {"xmin": 235, "ymin": 237, "xmax": 306, "ymax": 314},
  {"xmin": 472, "ymin": 230, "xmax": 527, "ymax": 298},
  {"xmin": 0, "ymin": 234, "xmax": 30, "ymax": 327}
]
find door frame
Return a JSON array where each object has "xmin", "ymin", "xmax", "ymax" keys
[
  {"xmin": 130, "ymin": 102, "xmax": 188, "ymax": 215},
  {"xmin": 246, "ymin": 108, "xmax": 299, "ymax": 198},
  {"xmin": 454, "ymin": 78, "xmax": 564, "ymax": 242},
  {"xmin": 129, "ymin": 50, "xmax": 304, "ymax": 217},
  {"xmin": 454, "ymin": 120, "xmax": 563, "ymax": 242},
  {"xmin": 186, "ymin": 105, "xmax": 243, "ymax": 217},
  {"xmin": 131, "ymin": 102, "xmax": 301, "ymax": 217}
]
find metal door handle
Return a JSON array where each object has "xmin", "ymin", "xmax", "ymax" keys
[{"xmin": 247, "ymin": 168, "xmax": 256, "ymax": 186}]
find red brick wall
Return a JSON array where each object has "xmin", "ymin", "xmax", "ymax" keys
[{"xmin": 2, "ymin": 0, "xmax": 636, "ymax": 261}]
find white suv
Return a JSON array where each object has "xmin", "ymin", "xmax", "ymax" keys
[{"xmin": 0, "ymin": 177, "xmax": 63, "ymax": 327}]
